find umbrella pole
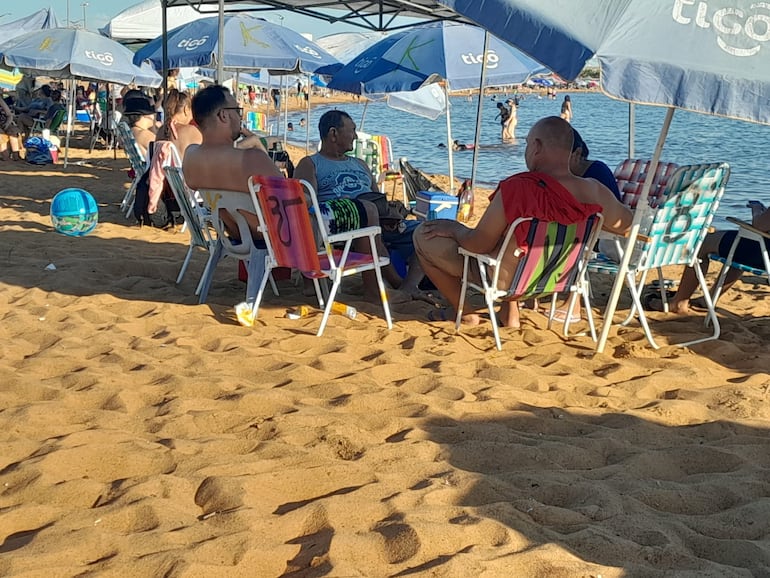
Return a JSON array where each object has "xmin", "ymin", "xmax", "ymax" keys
[
  {"xmin": 470, "ymin": 31, "xmax": 491, "ymax": 192},
  {"xmin": 444, "ymin": 81, "xmax": 454, "ymax": 192},
  {"xmin": 595, "ymin": 106, "xmax": 675, "ymax": 354},
  {"xmin": 64, "ymin": 80, "xmax": 74, "ymax": 169},
  {"xmin": 628, "ymin": 103, "xmax": 635, "ymax": 157},
  {"xmin": 305, "ymin": 74, "xmax": 310, "ymax": 155},
  {"xmin": 161, "ymin": 0, "xmax": 168, "ymax": 97},
  {"xmin": 216, "ymin": 0, "xmax": 225, "ymax": 84},
  {"xmin": 360, "ymin": 99, "xmax": 369, "ymax": 130},
  {"xmin": 283, "ymin": 75, "xmax": 288, "ymax": 149}
]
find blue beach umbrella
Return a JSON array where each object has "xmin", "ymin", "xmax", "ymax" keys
[
  {"xmin": 0, "ymin": 27, "xmax": 162, "ymax": 168},
  {"xmin": 0, "ymin": 28, "xmax": 161, "ymax": 86},
  {"xmin": 328, "ymin": 21, "xmax": 546, "ymax": 95},
  {"xmin": 328, "ymin": 21, "xmax": 547, "ymax": 187},
  {"xmin": 134, "ymin": 14, "xmax": 341, "ymax": 74},
  {"xmin": 435, "ymin": 0, "xmax": 770, "ymax": 352}
]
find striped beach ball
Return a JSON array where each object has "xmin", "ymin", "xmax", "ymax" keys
[{"xmin": 50, "ymin": 188, "xmax": 99, "ymax": 236}]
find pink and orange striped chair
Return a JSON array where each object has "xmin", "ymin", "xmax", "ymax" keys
[
  {"xmin": 371, "ymin": 134, "xmax": 404, "ymax": 199},
  {"xmin": 456, "ymin": 214, "xmax": 604, "ymax": 350},
  {"xmin": 614, "ymin": 158, "xmax": 679, "ymax": 209},
  {"xmin": 247, "ymin": 175, "xmax": 393, "ymax": 336}
]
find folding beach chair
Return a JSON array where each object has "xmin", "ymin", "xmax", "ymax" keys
[
  {"xmin": 197, "ymin": 188, "xmax": 277, "ymax": 306},
  {"xmin": 709, "ymin": 216, "xmax": 770, "ymax": 309},
  {"xmin": 399, "ymin": 157, "xmax": 445, "ymax": 206},
  {"xmin": 587, "ymin": 162, "xmax": 731, "ymax": 349},
  {"xmin": 371, "ymin": 134, "xmax": 404, "ymax": 198},
  {"xmin": 115, "ymin": 121, "xmax": 147, "ymax": 218},
  {"xmin": 456, "ymin": 214, "xmax": 603, "ymax": 350},
  {"xmin": 31, "ymin": 108, "xmax": 66, "ymax": 137},
  {"xmin": 163, "ymin": 165, "xmax": 218, "ymax": 294},
  {"xmin": 248, "ymin": 175, "xmax": 393, "ymax": 336},
  {"xmin": 614, "ymin": 158, "xmax": 680, "ymax": 209}
]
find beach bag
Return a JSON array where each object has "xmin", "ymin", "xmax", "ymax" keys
[
  {"xmin": 358, "ymin": 191, "xmax": 410, "ymax": 230},
  {"xmin": 24, "ymin": 136, "xmax": 53, "ymax": 165},
  {"xmin": 133, "ymin": 168, "xmax": 177, "ymax": 228}
]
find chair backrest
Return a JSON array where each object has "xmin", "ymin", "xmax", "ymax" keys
[
  {"xmin": 614, "ymin": 158, "xmax": 679, "ymax": 209},
  {"xmin": 349, "ymin": 136, "xmax": 380, "ymax": 181},
  {"xmin": 502, "ymin": 214, "xmax": 603, "ymax": 300},
  {"xmin": 115, "ymin": 121, "xmax": 147, "ymax": 172},
  {"xmin": 371, "ymin": 134, "xmax": 397, "ymax": 172},
  {"xmin": 199, "ymin": 188, "xmax": 255, "ymax": 261},
  {"xmin": 163, "ymin": 165, "xmax": 212, "ymax": 249},
  {"xmin": 399, "ymin": 158, "xmax": 444, "ymax": 203},
  {"xmin": 638, "ymin": 162, "xmax": 730, "ymax": 270},
  {"xmin": 248, "ymin": 175, "xmax": 323, "ymax": 275},
  {"xmin": 49, "ymin": 108, "xmax": 67, "ymax": 132}
]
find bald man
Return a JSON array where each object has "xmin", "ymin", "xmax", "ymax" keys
[{"xmin": 415, "ymin": 116, "xmax": 632, "ymax": 327}]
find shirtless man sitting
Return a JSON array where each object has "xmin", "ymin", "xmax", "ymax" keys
[
  {"xmin": 414, "ymin": 116, "xmax": 632, "ymax": 328},
  {"xmin": 183, "ymin": 85, "xmax": 282, "ymax": 237}
]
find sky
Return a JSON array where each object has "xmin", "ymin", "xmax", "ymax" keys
[{"xmin": 0, "ymin": 1, "xmax": 398, "ymax": 39}]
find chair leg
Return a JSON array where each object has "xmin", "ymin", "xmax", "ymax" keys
[
  {"xmin": 317, "ymin": 276, "xmax": 342, "ymax": 337},
  {"xmin": 626, "ymin": 271, "xmax": 661, "ymax": 349},
  {"xmin": 176, "ymin": 244, "xmax": 195, "ymax": 284},
  {"xmin": 371, "ymin": 256, "xmax": 393, "ymax": 330},
  {"xmin": 561, "ymin": 291, "xmax": 579, "ymax": 337},
  {"xmin": 681, "ymin": 263, "xmax": 721, "ymax": 347},
  {"xmin": 120, "ymin": 179, "xmax": 137, "ymax": 214},
  {"xmin": 455, "ymin": 256, "xmax": 471, "ymax": 330},
  {"xmin": 249, "ymin": 261, "xmax": 274, "ymax": 321},
  {"xmin": 486, "ymin": 290, "xmax": 502, "ymax": 351},
  {"xmin": 621, "ymin": 269, "xmax": 649, "ymax": 326},
  {"xmin": 197, "ymin": 241, "xmax": 223, "ymax": 304}
]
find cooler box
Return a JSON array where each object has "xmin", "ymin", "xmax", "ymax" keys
[
  {"xmin": 75, "ymin": 110, "xmax": 90, "ymax": 123},
  {"xmin": 414, "ymin": 191, "xmax": 458, "ymax": 220}
]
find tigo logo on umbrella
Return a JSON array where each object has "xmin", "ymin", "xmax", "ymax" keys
[
  {"xmin": 460, "ymin": 50, "xmax": 500, "ymax": 69},
  {"xmin": 85, "ymin": 51, "xmax": 114, "ymax": 66},
  {"xmin": 178, "ymin": 36, "xmax": 210, "ymax": 51}
]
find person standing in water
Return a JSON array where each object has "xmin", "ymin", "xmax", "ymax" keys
[{"xmin": 560, "ymin": 95, "xmax": 573, "ymax": 123}]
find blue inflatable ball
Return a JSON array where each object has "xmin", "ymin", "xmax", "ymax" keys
[{"xmin": 50, "ymin": 188, "xmax": 98, "ymax": 236}]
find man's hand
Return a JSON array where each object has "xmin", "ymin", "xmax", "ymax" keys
[{"xmin": 418, "ymin": 219, "xmax": 468, "ymax": 241}]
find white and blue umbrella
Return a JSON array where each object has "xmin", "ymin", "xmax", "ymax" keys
[
  {"xmin": 0, "ymin": 27, "xmax": 162, "ymax": 86},
  {"xmin": 436, "ymin": 0, "xmax": 770, "ymax": 352},
  {"xmin": 0, "ymin": 27, "xmax": 162, "ymax": 168},
  {"xmin": 0, "ymin": 7, "xmax": 60, "ymax": 44},
  {"xmin": 134, "ymin": 14, "xmax": 341, "ymax": 75},
  {"xmin": 328, "ymin": 21, "xmax": 546, "ymax": 188},
  {"xmin": 328, "ymin": 21, "xmax": 546, "ymax": 95}
]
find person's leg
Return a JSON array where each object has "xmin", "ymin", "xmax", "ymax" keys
[
  {"xmin": 414, "ymin": 223, "xmax": 482, "ymax": 324},
  {"xmin": 669, "ymin": 230, "xmax": 733, "ymax": 314},
  {"xmin": 357, "ymin": 200, "xmax": 402, "ymax": 297}
]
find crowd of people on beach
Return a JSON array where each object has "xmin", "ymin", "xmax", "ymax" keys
[{"xmin": 4, "ymin": 69, "xmax": 768, "ymax": 337}]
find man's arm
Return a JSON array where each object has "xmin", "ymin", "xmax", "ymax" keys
[
  {"xmin": 292, "ymin": 156, "xmax": 318, "ymax": 192},
  {"xmin": 593, "ymin": 182, "xmax": 632, "ymax": 234},
  {"xmin": 455, "ymin": 191, "xmax": 509, "ymax": 254}
]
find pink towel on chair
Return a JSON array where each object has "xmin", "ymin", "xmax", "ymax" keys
[{"xmin": 147, "ymin": 141, "xmax": 179, "ymax": 214}]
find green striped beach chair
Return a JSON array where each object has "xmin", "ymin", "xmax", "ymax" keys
[
  {"xmin": 588, "ymin": 162, "xmax": 731, "ymax": 349},
  {"xmin": 456, "ymin": 214, "xmax": 603, "ymax": 350}
]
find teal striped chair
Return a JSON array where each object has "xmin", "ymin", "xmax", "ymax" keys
[
  {"xmin": 456, "ymin": 214, "xmax": 603, "ymax": 350},
  {"xmin": 709, "ymin": 216, "xmax": 770, "ymax": 308},
  {"xmin": 588, "ymin": 162, "xmax": 731, "ymax": 349}
]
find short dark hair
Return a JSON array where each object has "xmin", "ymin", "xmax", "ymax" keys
[
  {"xmin": 571, "ymin": 127, "xmax": 589, "ymax": 158},
  {"xmin": 39, "ymin": 85, "xmax": 52, "ymax": 98},
  {"xmin": 191, "ymin": 85, "xmax": 231, "ymax": 126},
  {"xmin": 318, "ymin": 109, "xmax": 352, "ymax": 140}
]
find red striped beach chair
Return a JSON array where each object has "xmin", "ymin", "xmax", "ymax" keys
[{"xmin": 456, "ymin": 214, "xmax": 603, "ymax": 350}]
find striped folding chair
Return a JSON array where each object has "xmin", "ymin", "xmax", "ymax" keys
[
  {"xmin": 614, "ymin": 158, "xmax": 680, "ymax": 209},
  {"xmin": 456, "ymin": 214, "xmax": 604, "ymax": 350},
  {"xmin": 248, "ymin": 175, "xmax": 393, "ymax": 336},
  {"xmin": 709, "ymin": 216, "xmax": 770, "ymax": 309},
  {"xmin": 115, "ymin": 121, "xmax": 148, "ymax": 217},
  {"xmin": 588, "ymin": 162, "xmax": 731, "ymax": 348},
  {"xmin": 371, "ymin": 134, "xmax": 404, "ymax": 199}
]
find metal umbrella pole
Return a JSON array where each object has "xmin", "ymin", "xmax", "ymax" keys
[
  {"xmin": 444, "ymin": 81, "xmax": 454, "ymax": 192},
  {"xmin": 305, "ymin": 73, "xmax": 310, "ymax": 154},
  {"xmin": 469, "ymin": 31, "xmax": 491, "ymax": 193},
  {"xmin": 215, "ymin": 0, "xmax": 224, "ymax": 84}
]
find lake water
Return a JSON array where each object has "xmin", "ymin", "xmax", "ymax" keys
[{"xmin": 286, "ymin": 92, "xmax": 770, "ymax": 227}]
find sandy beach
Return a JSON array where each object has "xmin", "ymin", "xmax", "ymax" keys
[{"xmin": 2, "ymin": 120, "xmax": 770, "ymax": 577}]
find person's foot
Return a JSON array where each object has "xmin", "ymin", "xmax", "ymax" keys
[
  {"xmin": 644, "ymin": 292, "xmax": 691, "ymax": 314},
  {"xmin": 498, "ymin": 301, "xmax": 521, "ymax": 329}
]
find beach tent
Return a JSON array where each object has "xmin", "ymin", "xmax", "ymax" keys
[
  {"xmin": 0, "ymin": 7, "xmax": 60, "ymax": 44},
  {"xmin": 100, "ymin": 0, "xmax": 210, "ymax": 43}
]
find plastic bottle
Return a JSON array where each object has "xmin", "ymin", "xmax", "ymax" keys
[
  {"xmin": 331, "ymin": 302, "xmax": 357, "ymax": 319},
  {"xmin": 286, "ymin": 305, "xmax": 310, "ymax": 320},
  {"xmin": 456, "ymin": 179, "xmax": 475, "ymax": 223}
]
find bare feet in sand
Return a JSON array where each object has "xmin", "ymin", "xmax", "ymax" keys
[{"xmin": 427, "ymin": 308, "xmax": 483, "ymax": 325}]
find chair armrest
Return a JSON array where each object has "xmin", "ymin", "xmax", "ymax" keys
[
  {"xmin": 458, "ymin": 246, "xmax": 502, "ymax": 267},
  {"xmin": 327, "ymin": 225, "xmax": 382, "ymax": 244},
  {"xmin": 726, "ymin": 216, "xmax": 770, "ymax": 239}
]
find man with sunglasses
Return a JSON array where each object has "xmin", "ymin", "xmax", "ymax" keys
[{"xmin": 184, "ymin": 85, "xmax": 281, "ymax": 195}]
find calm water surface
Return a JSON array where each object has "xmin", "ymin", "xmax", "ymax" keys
[{"xmin": 287, "ymin": 92, "xmax": 770, "ymax": 227}]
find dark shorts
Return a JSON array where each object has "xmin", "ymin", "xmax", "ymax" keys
[
  {"xmin": 319, "ymin": 198, "xmax": 367, "ymax": 235},
  {"xmin": 718, "ymin": 230, "xmax": 770, "ymax": 270}
]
